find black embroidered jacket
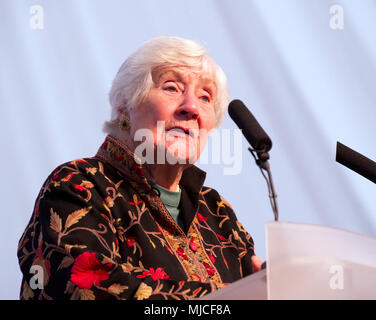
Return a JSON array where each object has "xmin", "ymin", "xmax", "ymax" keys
[{"xmin": 17, "ymin": 135, "xmax": 256, "ymax": 300}]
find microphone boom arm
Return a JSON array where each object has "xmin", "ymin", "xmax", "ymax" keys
[{"xmin": 248, "ymin": 148, "xmax": 279, "ymax": 221}]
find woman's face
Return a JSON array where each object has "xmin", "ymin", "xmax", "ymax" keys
[{"xmin": 128, "ymin": 66, "xmax": 217, "ymax": 165}]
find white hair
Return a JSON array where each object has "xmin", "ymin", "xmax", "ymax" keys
[{"xmin": 104, "ymin": 36, "xmax": 229, "ymax": 132}]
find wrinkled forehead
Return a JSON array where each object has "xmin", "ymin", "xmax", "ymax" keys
[{"xmin": 152, "ymin": 65, "xmax": 217, "ymax": 88}]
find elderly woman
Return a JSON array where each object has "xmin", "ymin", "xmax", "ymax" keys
[{"xmin": 18, "ymin": 36, "xmax": 262, "ymax": 300}]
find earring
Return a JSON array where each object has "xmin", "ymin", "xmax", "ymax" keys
[{"xmin": 119, "ymin": 117, "xmax": 130, "ymax": 131}]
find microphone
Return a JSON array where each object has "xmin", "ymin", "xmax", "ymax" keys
[
  {"xmin": 336, "ymin": 142, "xmax": 376, "ymax": 184},
  {"xmin": 228, "ymin": 99, "xmax": 272, "ymax": 156},
  {"xmin": 228, "ymin": 99, "xmax": 278, "ymax": 221}
]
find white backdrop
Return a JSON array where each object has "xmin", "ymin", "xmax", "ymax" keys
[{"xmin": 1, "ymin": 0, "xmax": 376, "ymax": 299}]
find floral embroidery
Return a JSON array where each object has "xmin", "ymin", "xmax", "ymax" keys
[
  {"xmin": 217, "ymin": 233, "xmax": 227, "ymax": 242},
  {"xmin": 177, "ymin": 247, "xmax": 189, "ymax": 260},
  {"xmin": 197, "ymin": 213, "xmax": 208, "ymax": 222},
  {"xmin": 126, "ymin": 237, "xmax": 136, "ymax": 248},
  {"xmin": 134, "ymin": 282, "xmax": 153, "ymax": 300},
  {"xmin": 136, "ymin": 267, "xmax": 170, "ymax": 281},
  {"xmin": 203, "ymin": 262, "xmax": 215, "ymax": 276},
  {"xmin": 17, "ymin": 135, "xmax": 256, "ymax": 300},
  {"xmin": 208, "ymin": 254, "xmax": 216, "ymax": 264},
  {"xmin": 70, "ymin": 252, "xmax": 114, "ymax": 289},
  {"xmin": 73, "ymin": 184, "xmax": 88, "ymax": 192},
  {"xmin": 189, "ymin": 237, "xmax": 198, "ymax": 252}
]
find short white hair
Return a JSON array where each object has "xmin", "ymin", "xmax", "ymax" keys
[{"xmin": 104, "ymin": 36, "xmax": 229, "ymax": 132}]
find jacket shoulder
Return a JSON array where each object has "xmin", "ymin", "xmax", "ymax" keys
[
  {"xmin": 201, "ymin": 186, "xmax": 234, "ymax": 212},
  {"xmin": 43, "ymin": 157, "xmax": 123, "ymax": 187}
]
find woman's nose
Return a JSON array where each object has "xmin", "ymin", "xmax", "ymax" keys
[{"xmin": 176, "ymin": 91, "xmax": 199, "ymax": 120}]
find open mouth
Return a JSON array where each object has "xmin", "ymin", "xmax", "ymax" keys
[{"xmin": 166, "ymin": 126, "xmax": 193, "ymax": 138}]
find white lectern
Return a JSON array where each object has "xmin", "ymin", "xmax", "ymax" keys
[{"xmin": 201, "ymin": 221, "xmax": 376, "ymax": 300}]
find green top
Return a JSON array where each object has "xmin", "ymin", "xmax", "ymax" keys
[{"xmin": 149, "ymin": 181, "xmax": 183, "ymax": 228}]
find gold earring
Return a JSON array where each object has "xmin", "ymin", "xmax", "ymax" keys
[{"xmin": 119, "ymin": 117, "xmax": 130, "ymax": 131}]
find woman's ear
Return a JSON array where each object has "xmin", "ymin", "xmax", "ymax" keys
[{"xmin": 117, "ymin": 104, "xmax": 129, "ymax": 119}]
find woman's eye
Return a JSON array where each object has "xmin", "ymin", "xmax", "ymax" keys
[
  {"xmin": 200, "ymin": 95, "xmax": 210, "ymax": 102},
  {"xmin": 163, "ymin": 82, "xmax": 178, "ymax": 92}
]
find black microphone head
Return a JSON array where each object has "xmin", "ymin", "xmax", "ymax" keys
[
  {"xmin": 228, "ymin": 99, "xmax": 272, "ymax": 152},
  {"xmin": 336, "ymin": 141, "xmax": 376, "ymax": 184}
]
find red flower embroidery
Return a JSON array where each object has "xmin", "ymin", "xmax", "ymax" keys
[
  {"xmin": 177, "ymin": 247, "xmax": 189, "ymax": 260},
  {"xmin": 197, "ymin": 213, "xmax": 208, "ymax": 222},
  {"xmin": 189, "ymin": 237, "xmax": 198, "ymax": 252},
  {"xmin": 137, "ymin": 267, "xmax": 170, "ymax": 281},
  {"xmin": 208, "ymin": 254, "xmax": 216, "ymax": 264},
  {"xmin": 73, "ymin": 184, "xmax": 87, "ymax": 192},
  {"xmin": 128, "ymin": 200, "xmax": 143, "ymax": 206},
  {"xmin": 192, "ymin": 273, "xmax": 202, "ymax": 282},
  {"xmin": 193, "ymin": 288, "xmax": 202, "ymax": 295},
  {"xmin": 126, "ymin": 236, "xmax": 136, "ymax": 247},
  {"xmin": 113, "ymin": 151, "xmax": 123, "ymax": 162},
  {"xmin": 217, "ymin": 233, "xmax": 227, "ymax": 241},
  {"xmin": 203, "ymin": 262, "xmax": 215, "ymax": 276},
  {"xmin": 70, "ymin": 252, "xmax": 113, "ymax": 289},
  {"xmin": 132, "ymin": 164, "xmax": 144, "ymax": 176},
  {"xmin": 52, "ymin": 169, "xmax": 59, "ymax": 181}
]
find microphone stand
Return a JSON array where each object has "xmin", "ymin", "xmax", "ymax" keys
[{"xmin": 248, "ymin": 148, "xmax": 279, "ymax": 221}]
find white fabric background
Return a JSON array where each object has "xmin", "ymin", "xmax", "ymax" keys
[{"xmin": 1, "ymin": 0, "xmax": 375, "ymax": 299}]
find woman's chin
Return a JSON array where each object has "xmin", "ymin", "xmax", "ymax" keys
[
  {"xmin": 164, "ymin": 151, "xmax": 197, "ymax": 165},
  {"xmin": 160, "ymin": 138, "xmax": 197, "ymax": 165},
  {"xmin": 162, "ymin": 145, "xmax": 197, "ymax": 165}
]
